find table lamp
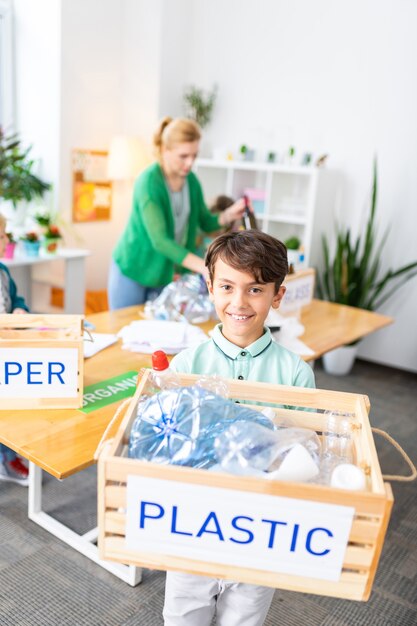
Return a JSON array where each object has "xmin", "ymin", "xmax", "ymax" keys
[{"xmin": 107, "ymin": 135, "xmax": 149, "ymax": 180}]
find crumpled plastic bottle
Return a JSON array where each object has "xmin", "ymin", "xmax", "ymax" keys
[
  {"xmin": 214, "ymin": 421, "xmax": 321, "ymax": 482},
  {"xmin": 128, "ymin": 386, "xmax": 274, "ymax": 469}
]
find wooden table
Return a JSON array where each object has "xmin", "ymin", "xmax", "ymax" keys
[{"xmin": 0, "ymin": 301, "xmax": 392, "ymax": 584}]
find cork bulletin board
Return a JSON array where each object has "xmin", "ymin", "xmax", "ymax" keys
[{"xmin": 72, "ymin": 149, "xmax": 112, "ymax": 222}]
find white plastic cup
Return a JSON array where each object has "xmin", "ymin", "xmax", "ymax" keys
[
  {"xmin": 270, "ymin": 443, "xmax": 319, "ymax": 482},
  {"xmin": 330, "ymin": 463, "xmax": 366, "ymax": 491}
]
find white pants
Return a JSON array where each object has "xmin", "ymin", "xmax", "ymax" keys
[{"xmin": 163, "ymin": 571, "xmax": 275, "ymax": 626}]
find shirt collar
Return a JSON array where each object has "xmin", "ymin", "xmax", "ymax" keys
[{"xmin": 211, "ymin": 324, "xmax": 273, "ymax": 359}]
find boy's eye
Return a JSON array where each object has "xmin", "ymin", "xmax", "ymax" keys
[
  {"xmin": 219, "ymin": 284, "xmax": 232, "ymax": 291},
  {"xmin": 250, "ymin": 287, "xmax": 262, "ymax": 294}
]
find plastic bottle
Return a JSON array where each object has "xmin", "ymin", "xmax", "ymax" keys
[
  {"xmin": 148, "ymin": 350, "xmax": 181, "ymax": 392},
  {"xmin": 318, "ymin": 411, "xmax": 355, "ymax": 485}
]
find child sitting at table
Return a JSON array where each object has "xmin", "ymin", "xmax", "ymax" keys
[
  {"xmin": 0, "ymin": 214, "xmax": 30, "ymax": 486},
  {"xmin": 162, "ymin": 230, "xmax": 315, "ymax": 626}
]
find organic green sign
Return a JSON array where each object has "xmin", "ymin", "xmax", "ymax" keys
[{"xmin": 80, "ymin": 371, "xmax": 138, "ymax": 414}]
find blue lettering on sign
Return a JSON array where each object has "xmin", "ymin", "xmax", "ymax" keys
[
  {"xmin": 306, "ymin": 527, "xmax": 333, "ymax": 556},
  {"xmin": 5, "ymin": 362, "xmax": 22, "ymax": 383},
  {"xmin": 261, "ymin": 518, "xmax": 287, "ymax": 549},
  {"xmin": 48, "ymin": 362, "xmax": 65, "ymax": 384},
  {"xmin": 27, "ymin": 362, "xmax": 42, "ymax": 384},
  {"xmin": 196, "ymin": 511, "xmax": 224, "ymax": 541},
  {"xmin": 3, "ymin": 361, "xmax": 66, "ymax": 385},
  {"xmin": 230, "ymin": 516, "xmax": 254, "ymax": 544},
  {"xmin": 135, "ymin": 500, "xmax": 335, "ymax": 557},
  {"xmin": 139, "ymin": 501, "xmax": 165, "ymax": 528},
  {"xmin": 171, "ymin": 505, "xmax": 193, "ymax": 537}
]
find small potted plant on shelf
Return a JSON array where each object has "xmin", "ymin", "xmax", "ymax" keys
[
  {"xmin": 3, "ymin": 231, "xmax": 17, "ymax": 259},
  {"xmin": 43, "ymin": 223, "xmax": 62, "ymax": 254},
  {"xmin": 284, "ymin": 236, "xmax": 301, "ymax": 273},
  {"xmin": 316, "ymin": 159, "xmax": 417, "ymax": 375},
  {"xmin": 21, "ymin": 231, "xmax": 41, "ymax": 257}
]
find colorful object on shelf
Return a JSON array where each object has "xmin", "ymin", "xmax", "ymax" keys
[
  {"xmin": 23, "ymin": 240, "xmax": 41, "ymax": 257},
  {"xmin": 42, "ymin": 224, "xmax": 62, "ymax": 254},
  {"xmin": 3, "ymin": 241, "xmax": 16, "ymax": 259},
  {"xmin": 243, "ymin": 188, "xmax": 266, "ymax": 214},
  {"xmin": 21, "ymin": 232, "xmax": 41, "ymax": 257}
]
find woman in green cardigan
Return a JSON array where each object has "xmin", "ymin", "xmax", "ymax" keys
[{"xmin": 108, "ymin": 117, "xmax": 246, "ymax": 309}]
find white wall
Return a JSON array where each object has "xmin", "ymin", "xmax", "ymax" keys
[
  {"xmin": 14, "ymin": 0, "xmax": 61, "ymax": 197},
  {"xmin": 184, "ymin": 0, "xmax": 417, "ymax": 373},
  {"xmin": 13, "ymin": 0, "xmax": 417, "ymax": 372}
]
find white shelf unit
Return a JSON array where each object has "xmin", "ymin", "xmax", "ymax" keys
[{"xmin": 194, "ymin": 158, "xmax": 335, "ymax": 267}]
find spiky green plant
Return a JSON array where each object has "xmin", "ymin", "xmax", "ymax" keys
[
  {"xmin": 316, "ymin": 160, "xmax": 417, "ymax": 311},
  {"xmin": 183, "ymin": 84, "xmax": 217, "ymax": 128}
]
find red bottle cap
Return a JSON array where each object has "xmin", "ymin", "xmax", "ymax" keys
[{"xmin": 152, "ymin": 350, "xmax": 169, "ymax": 371}]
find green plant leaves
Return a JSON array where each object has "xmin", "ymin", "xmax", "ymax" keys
[
  {"xmin": 317, "ymin": 158, "xmax": 417, "ymax": 311},
  {"xmin": 0, "ymin": 127, "xmax": 51, "ymax": 206},
  {"xmin": 183, "ymin": 85, "xmax": 217, "ymax": 128}
]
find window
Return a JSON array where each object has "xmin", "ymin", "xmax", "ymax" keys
[{"xmin": 0, "ymin": 0, "xmax": 14, "ymax": 129}]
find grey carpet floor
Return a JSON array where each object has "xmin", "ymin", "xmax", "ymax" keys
[{"xmin": 0, "ymin": 359, "xmax": 416, "ymax": 626}]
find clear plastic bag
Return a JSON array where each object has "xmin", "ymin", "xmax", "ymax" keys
[
  {"xmin": 214, "ymin": 421, "xmax": 321, "ymax": 482},
  {"xmin": 144, "ymin": 274, "xmax": 215, "ymax": 324}
]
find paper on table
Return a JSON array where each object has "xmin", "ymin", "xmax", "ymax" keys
[
  {"xmin": 118, "ymin": 320, "xmax": 208, "ymax": 354},
  {"xmin": 265, "ymin": 309, "xmax": 315, "ymax": 357},
  {"xmin": 83, "ymin": 332, "xmax": 119, "ymax": 358}
]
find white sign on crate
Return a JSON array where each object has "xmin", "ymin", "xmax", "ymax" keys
[
  {"xmin": 126, "ymin": 475, "xmax": 354, "ymax": 581},
  {"xmin": 281, "ymin": 270, "xmax": 315, "ymax": 314},
  {"xmin": 0, "ymin": 347, "xmax": 79, "ymax": 398}
]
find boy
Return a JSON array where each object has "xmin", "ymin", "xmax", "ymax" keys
[
  {"xmin": 163, "ymin": 230, "xmax": 315, "ymax": 626},
  {"xmin": 0, "ymin": 214, "xmax": 30, "ymax": 486}
]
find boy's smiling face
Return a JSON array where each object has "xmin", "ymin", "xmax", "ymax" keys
[{"xmin": 208, "ymin": 257, "xmax": 285, "ymax": 348}]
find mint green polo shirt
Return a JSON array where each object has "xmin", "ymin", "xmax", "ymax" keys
[{"xmin": 170, "ymin": 324, "xmax": 315, "ymax": 391}]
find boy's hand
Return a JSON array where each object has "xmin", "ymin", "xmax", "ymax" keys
[{"xmin": 12, "ymin": 308, "xmax": 28, "ymax": 314}]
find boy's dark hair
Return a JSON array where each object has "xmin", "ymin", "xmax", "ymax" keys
[{"xmin": 205, "ymin": 231, "xmax": 288, "ymax": 292}]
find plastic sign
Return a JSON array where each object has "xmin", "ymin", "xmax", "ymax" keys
[
  {"xmin": 0, "ymin": 347, "xmax": 79, "ymax": 398},
  {"xmin": 126, "ymin": 475, "xmax": 354, "ymax": 581}
]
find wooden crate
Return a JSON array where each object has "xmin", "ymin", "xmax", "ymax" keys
[
  {"xmin": 0, "ymin": 314, "xmax": 84, "ymax": 409},
  {"xmin": 97, "ymin": 370, "xmax": 393, "ymax": 601}
]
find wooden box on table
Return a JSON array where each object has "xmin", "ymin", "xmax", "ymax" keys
[
  {"xmin": 97, "ymin": 369, "xmax": 393, "ymax": 601},
  {"xmin": 0, "ymin": 314, "xmax": 84, "ymax": 409}
]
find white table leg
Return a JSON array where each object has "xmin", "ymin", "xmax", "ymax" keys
[
  {"xmin": 28, "ymin": 462, "xmax": 142, "ymax": 586},
  {"xmin": 64, "ymin": 256, "xmax": 86, "ymax": 314}
]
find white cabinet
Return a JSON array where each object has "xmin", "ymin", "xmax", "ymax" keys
[
  {"xmin": 194, "ymin": 158, "xmax": 335, "ymax": 267},
  {"xmin": 3, "ymin": 249, "xmax": 90, "ymax": 314}
]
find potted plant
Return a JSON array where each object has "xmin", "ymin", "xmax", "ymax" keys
[
  {"xmin": 183, "ymin": 84, "xmax": 217, "ymax": 128},
  {"xmin": 3, "ymin": 231, "xmax": 17, "ymax": 259},
  {"xmin": 284, "ymin": 236, "xmax": 301, "ymax": 273},
  {"xmin": 21, "ymin": 231, "xmax": 41, "ymax": 257},
  {"xmin": 316, "ymin": 159, "xmax": 417, "ymax": 374},
  {"xmin": 0, "ymin": 127, "xmax": 51, "ymax": 223},
  {"xmin": 43, "ymin": 223, "xmax": 62, "ymax": 254}
]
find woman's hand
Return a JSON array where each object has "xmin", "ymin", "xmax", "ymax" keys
[
  {"xmin": 12, "ymin": 308, "xmax": 28, "ymax": 314},
  {"xmin": 218, "ymin": 197, "xmax": 249, "ymax": 226}
]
